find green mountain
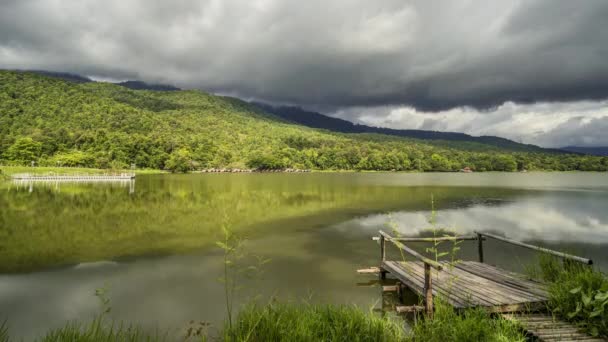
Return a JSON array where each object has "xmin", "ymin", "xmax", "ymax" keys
[
  {"xmin": 1, "ymin": 70, "xmax": 607, "ymax": 172},
  {"xmin": 251, "ymin": 102, "xmax": 560, "ymax": 153}
]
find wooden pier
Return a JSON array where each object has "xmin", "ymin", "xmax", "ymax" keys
[
  {"xmin": 11, "ymin": 173, "xmax": 135, "ymax": 181},
  {"xmin": 359, "ymin": 230, "xmax": 604, "ymax": 341}
]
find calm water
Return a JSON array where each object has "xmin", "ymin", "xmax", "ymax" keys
[{"xmin": 1, "ymin": 172, "xmax": 607, "ymax": 340}]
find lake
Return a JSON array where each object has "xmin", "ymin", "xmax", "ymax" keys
[{"xmin": 1, "ymin": 172, "xmax": 607, "ymax": 340}]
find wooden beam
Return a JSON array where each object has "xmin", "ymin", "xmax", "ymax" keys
[
  {"xmin": 357, "ymin": 267, "xmax": 381, "ymax": 274},
  {"xmin": 424, "ymin": 262, "xmax": 433, "ymax": 319},
  {"xmin": 379, "ymin": 230, "xmax": 443, "ymax": 270},
  {"xmin": 391, "ymin": 235, "xmax": 484, "ymax": 242},
  {"xmin": 477, "ymin": 232, "xmax": 484, "ymax": 263},
  {"xmin": 382, "ymin": 285, "xmax": 398, "ymax": 292},
  {"xmin": 379, "ymin": 234, "xmax": 387, "ymax": 280},
  {"xmin": 380, "ymin": 235, "xmax": 386, "ymax": 262},
  {"xmin": 476, "ymin": 232, "xmax": 592, "ymax": 265},
  {"xmin": 374, "ymin": 236, "xmax": 485, "ymax": 242},
  {"xmin": 395, "ymin": 305, "xmax": 425, "ymax": 313}
]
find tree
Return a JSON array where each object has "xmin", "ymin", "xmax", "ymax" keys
[
  {"xmin": 492, "ymin": 155, "xmax": 518, "ymax": 171},
  {"xmin": 247, "ymin": 154, "xmax": 286, "ymax": 170},
  {"xmin": 4, "ymin": 137, "xmax": 42, "ymax": 164},
  {"xmin": 165, "ymin": 148, "xmax": 195, "ymax": 173},
  {"xmin": 430, "ymin": 153, "xmax": 451, "ymax": 171}
]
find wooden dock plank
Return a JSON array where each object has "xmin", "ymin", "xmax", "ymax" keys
[
  {"xmin": 455, "ymin": 261, "xmax": 549, "ymax": 297},
  {"xmin": 436, "ymin": 262, "xmax": 544, "ymax": 303},
  {"xmin": 404, "ymin": 261, "xmax": 504, "ymax": 306},
  {"xmin": 382, "ymin": 260, "xmax": 549, "ymax": 312},
  {"xmin": 502, "ymin": 313, "xmax": 606, "ymax": 342},
  {"xmin": 382, "ymin": 261, "xmax": 467, "ymax": 308},
  {"xmin": 368, "ymin": 231, "xmax": 602, "ymax": 341}
]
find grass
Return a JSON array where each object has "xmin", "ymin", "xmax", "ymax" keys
[
  {"xmin": 409, "ymin": 300, "xmax": 525, "ymax": 342},
  {"xmin": 222, "ymin": 301, "xmax": 407, "ymax": 342},
  {"xmin": 1, "ymin": 321, "xmax": 8, "ymax": 342},
  {"xmin": 39, "ymin": 323, "xmax": 164, "ymax": 342},
  {"xmin": 221, "ymin": 300, "xmax": 527, "ymax": 342},
  {"xmin": 528, "ymin": 254, "xmax": 608, "ymax": 337},
  {"xmin": 16, "ymin": 318, "xmax": 167, "ymax": 342},
  {"xmin": 0, "ymin": 301, "xmax": 530, "ymax": 342}
]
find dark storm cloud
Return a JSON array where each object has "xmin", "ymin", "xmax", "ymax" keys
[{"xmin": 1, "ymin": 0, "xmax": 608, "ymax": 111}]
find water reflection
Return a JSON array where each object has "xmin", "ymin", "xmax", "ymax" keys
[
  {"xmin": 10, "ymin": 178, "xmax": 136, "ymax": 194},
  {"xmin": 354, "ymin": 192, "xmax": 608, "ymax": 245}
]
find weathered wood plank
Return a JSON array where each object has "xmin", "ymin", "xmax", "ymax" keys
[
  {"xmin": 382, "ymin": 285, "xmax": 398, "ymax": 292},
  {"xmin": 383, "ymin": 260, "xmax": 549, "ymax": 312},
  {"xmin": 391, "ymin": 261, "xmax": 478, "ymax": 307},
  {"xmin": 382, "ymin": 261, "xmax": 467, "ymax": 308},
  {"xmin": 357, "ymin": 267, "xmax": 381, "ymax": 274},
  {"xmin": 452, "ymin": 262, "xmax": 548, "ymax": 302},
  {"xmin": 456, "ymin": 261, "xmax": 549, "ymax": 297},
  {"xmin": 411, "ymin": 261, "xmax": 543, "ymax": 307},
  {"xmin": 502, "ymin": 313, "xmax": 606, "ymax": 342},
  {"xmin": 404, "ymin": 262, "xmax": 501, "ymax": 306},
  {"xmin": 395, "ymin": 305, "xmax": 425, "ymax": 313},
  {"xmin": 390, "ymin": 235, "xmax": 483, "ymax": 242},
  {"xmin": 438, "ymin": 262, "xmax": 543, "ymax": 303}
]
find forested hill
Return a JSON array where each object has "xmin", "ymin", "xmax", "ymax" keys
[
  {"xmin": 252, "ymin": 103, "xmax": 558, "ymax": 153},
  {"xmin": 1, "ymin": 70, "xmax": 607, "ymax": 172}
]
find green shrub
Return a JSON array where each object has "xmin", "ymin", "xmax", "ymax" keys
[
  {"xmin": 534, "ymin": 256, "xmax": 608, "ymax": 337},
  {"xmin": 165, "ymin": 147, "xmax": 195, "ymax": 173},
  {"xmin": 246, "ymin": 155, "xmax": 286, "ymax": 170}
]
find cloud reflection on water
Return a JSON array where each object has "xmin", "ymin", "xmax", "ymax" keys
[{"xmin": 352, "ymin": 194, "xmax": 608, "ymax": 244}]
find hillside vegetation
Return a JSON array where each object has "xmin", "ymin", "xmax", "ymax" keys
[{"xmin": 1, "ymin": 70, "xmax": 607, "ymax": 172}]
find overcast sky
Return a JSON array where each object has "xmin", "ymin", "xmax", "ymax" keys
[{"xmin": 1, "ymin": 0, "xmax": 607, "ymax": 147}]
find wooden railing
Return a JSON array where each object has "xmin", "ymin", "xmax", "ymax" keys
[
  {"xmin": 374, "ymin": 230, "xmax": 592, "ymax": 318},
  {"xmin": 475, "ymin": 231, "xmax": 593, "ymax": 265},
  {"xmin": 378, "ymin": 230, "xmax": 447, "ymax": 318}
]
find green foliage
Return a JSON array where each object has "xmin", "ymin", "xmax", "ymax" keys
[
  {"xmin": 409, "ymin": 300, "xmax": 526, "ymax": 342},
  {"xmin": 1, "ymin": 70, "xmax": 606, "ymax": 172},
  {"xmin": 246, "ymin": 154, "xmax": 286, "ymax": 170},
  {"xmin": 165, "ymin": 147, "xmax": 194, "ymax": 173},
  {"xmin": 49, "ymin": 150, "xmax": 94, "ymax": 167},
  {"xmin": 3, "ymin": 137, "xmax": 41, "ymax": 164},
  {"xmin": 222, "ymin": 301, "xmax": 406, "ymax": 342},
  {"xmin": 533, "ymin": 256, "xmax": 608, "ymax": 337}
]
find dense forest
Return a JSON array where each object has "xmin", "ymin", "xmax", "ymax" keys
[{"xmin": 1, "ymin": 70, "xmax": 607, "ymax": 172}]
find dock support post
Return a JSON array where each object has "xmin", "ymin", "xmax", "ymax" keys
[
  {"xmin": 380, "ymin": 235, "xmax": 386, "ymax": 279},
  {"xmin": 477, "ymin": 233, "xmax": 484, "ymax": 263},
  {"xmin": 424, "ymin": 262, "xmax": 433, "ymax": 319}
]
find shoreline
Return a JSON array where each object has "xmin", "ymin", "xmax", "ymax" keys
[{"xmin": 1, "ymin": 165, "xmax": 605, "ymax": 178}]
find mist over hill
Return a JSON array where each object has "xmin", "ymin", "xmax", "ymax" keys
[{"xmin": 252, "ymin": 102, "xmax": 562, "ymax": 153}]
